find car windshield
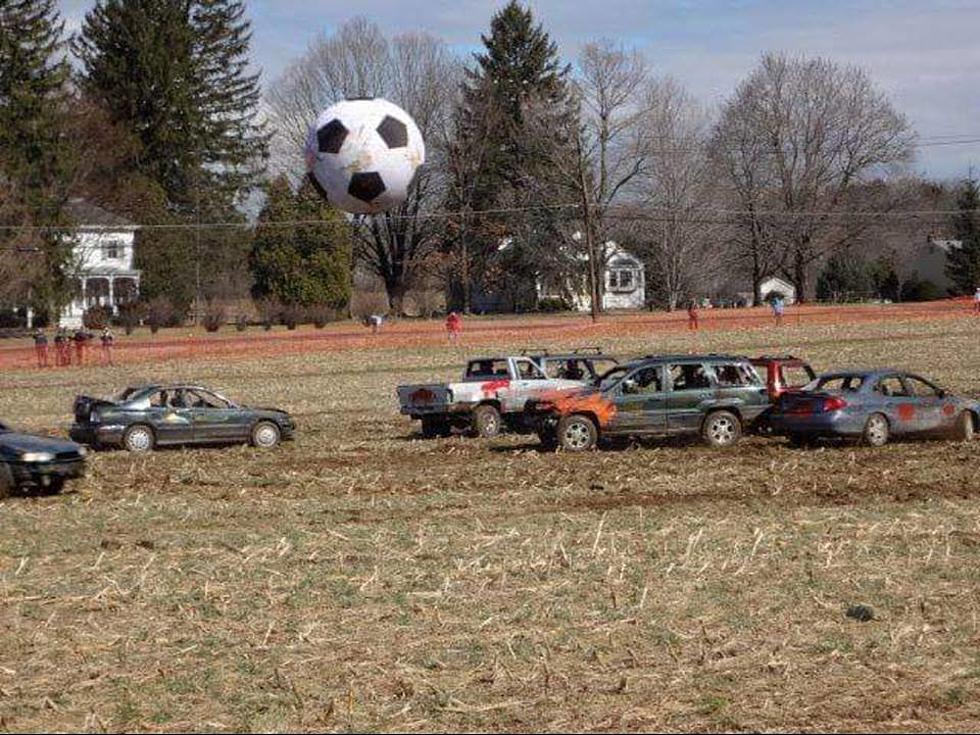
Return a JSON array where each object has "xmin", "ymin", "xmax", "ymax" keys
[{"xmin": 595, "ymin": 366, "xmax": 632, "ymax": 391}]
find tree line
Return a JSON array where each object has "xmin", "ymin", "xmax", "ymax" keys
[{"xmin": 2, "ymin": 0, "xmax": 978, "ymax": 328}]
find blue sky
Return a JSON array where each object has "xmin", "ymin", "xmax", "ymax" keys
[{"xmin": 59, "ymin": 0, "xmax": 980, "ymax": 179}]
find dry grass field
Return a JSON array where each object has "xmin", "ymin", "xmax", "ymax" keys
[{"xmin": 3, "ymin": 312, "xmax": 980, "ymax": 732}]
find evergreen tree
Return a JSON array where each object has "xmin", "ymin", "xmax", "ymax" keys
[
  {"xmin": 251, "ymin": 177, "xmax": 351, "ymax": 309},
  {"xmin": 190, "ymin": 0, "xmax": 268, "ymax": 206},
  {"xmin": 75, "ymin": 0, "xmax": 267, "ymax": 212},
  {"xmin": 0, "ymin": 0, "xmax": 74, "ymax": 318},
  {"xmin": 447, "ymin": 1, "xmax": 575, "ymax": 310},
  {"xmin": 945, "ymin": 177, "xmax": 980, "ymax": 294}
]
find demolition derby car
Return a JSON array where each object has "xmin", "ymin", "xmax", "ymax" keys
[
  {"xmin": 525, "ymin": 354, "xmax": 771, "ymax": 451},
  {"xmin": 0, "ymin": 421, "xmax": 87, "ymax": 497},
  {"xmin": 70, "ymin": 384, "xmax": 295, "ymax": 452},
  {"xmin": 397, "ymin": 349, "xmax": 618, "ymax": 437},
  {"xmin": 769, "ymin": 369, "xmax": 980, "ymax": 447}
]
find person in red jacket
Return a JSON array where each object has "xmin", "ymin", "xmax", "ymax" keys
[
  {"xmin": 445, "ymin": 311, "xmax": 462, "ymax": 344},
  {"xmin": 687, "ymin": 299, "xmax": 700, "ymax": 331}
]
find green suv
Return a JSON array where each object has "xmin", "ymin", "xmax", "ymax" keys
[{"xmin": 525, "ymin": 355, "xmax": 770, "ymax": 451}]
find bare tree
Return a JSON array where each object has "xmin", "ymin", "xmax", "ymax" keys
[
  {"xmin": 626, "ymin": 79, "xmax": 726, "ymax": 309},
  {"xmin": 265, "ymin": 18, "xmax": 460, "ymax": 312},
  {"xmin": 712, "ymin": 53, "xmax": 916, "ymax": 300}
]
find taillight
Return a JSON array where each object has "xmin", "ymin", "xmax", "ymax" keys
[{"xmin": 822, "ymin": 396, "xmax": 847, "ymax": 412}]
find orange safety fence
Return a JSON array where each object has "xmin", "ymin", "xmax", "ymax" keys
[{"xmin": 1, "ymin": 298, "xmax": 975, "ymax": 379}]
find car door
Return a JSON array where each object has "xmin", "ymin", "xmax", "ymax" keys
[
  {"xmin": 501, "ymin": 358, "xmax": 549, "ymax": 412},
  {"xmin": 872, "ymin": 375, "xmax": 917, "ymax": 435},
  {"xmin": 608, "ymin": 365, "xmax": 667, "ymax": 434},
  {"xmin": 666, "ymin": 362, "xmax": 715, "ymax": 432},
  {"xmin": 712, "ymin": 362, "xmax": 769, "ymax": 421},
  {"xmin": 901, "ymin": 375, "xmax": 946, "ymax": 433},
  {"xmin": 151, "ymin": 389, "xmax": 194, "ymax": 443},
  {"xmin": 185, "ymin": 389, "xmax": 247, "ymax": 442}
]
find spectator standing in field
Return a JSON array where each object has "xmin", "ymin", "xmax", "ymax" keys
[
  {"xmin": 771, "ymin": 294, "xmax": 785, "ymax": 327},
  {"xmin": 100, "ymin": 326, "xmax": 115, "ymax": 366},
  {"xmin": 686, "ymin": 300, "xmax": 700, "ymax": 331},
  {"xmin": 32, "ymin": 328, "xmax": 49, "ymax": 368},
  {"xmin": 368, "ymin": 314, "xmax": 383, "ymax": 334},
  {"xmin": 974, "ymin": 286, "xmax": 980, "ymax": 314},
  {"xmin": 73, "ymin": 328, "xmax": 90, "ymax": 366},
  {"xmin": 54, "ymin": 327, "xmax": 69, "ymax": 366},
  {"xmin": 446, "ymin": 311, "xmax": 462, "ymax": 344}
]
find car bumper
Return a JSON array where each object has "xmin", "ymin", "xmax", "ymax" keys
[
  {"xmin": 769, "ymin": 412, "xmax": 864, "ymax": 437},
  {"xmin": 69, "ymin": 423, "xmax": 126, "ymax": 447},
  {"xmin": 9, "ymin": 458, "xmax": 85, "ymax": 487}
]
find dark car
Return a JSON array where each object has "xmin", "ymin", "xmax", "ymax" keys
[
  {"xmin": 769, "ymin": 369, "xmax": 979, "ymax": 447},
  {"xmin": 70, "ymin": 384, "xmax": 295, "ymax": 453},
  {"xmin": 0, "ymin": 421, "xmax": 86, "ymax": 497},
  {"xmin": 525, "ymin": 354, "xmax": 771, "ymax": 451}
]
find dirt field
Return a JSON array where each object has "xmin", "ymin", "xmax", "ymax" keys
[{"xmin": 3, "ymin": 310, "xmax": 980, "ymax": 732}]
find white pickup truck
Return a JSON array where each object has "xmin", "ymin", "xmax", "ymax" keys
[{"xmin": 397, "ymin": 351, "xmax": 616, "ymax": 438}]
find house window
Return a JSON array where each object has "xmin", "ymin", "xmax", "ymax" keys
[
  {"xmin": 608, "ymin": 269, "xmax": 635, "ymax": 292},
  {"xmin": 105, "ymin": 242, "xmax": 120, "ymax": 259}
]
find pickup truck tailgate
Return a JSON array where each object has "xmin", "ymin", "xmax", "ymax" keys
[{"xmin": 397, "ymin": 384, "xmax": 454, "ymax": 414}]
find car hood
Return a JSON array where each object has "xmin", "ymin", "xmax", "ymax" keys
[{"xmin": 0, "ymin": 431, "xmax": 82, "ymax": 455}]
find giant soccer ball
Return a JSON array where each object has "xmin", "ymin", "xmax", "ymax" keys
[{"xmin": 305, "ymin": 98, "xmax": 425, "ymax": 215}]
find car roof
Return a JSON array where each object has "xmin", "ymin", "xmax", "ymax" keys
[
  {"xmin": 617, "ymin": 354, "xmax": 751, "ymax": 370},
  {"xmin": 815, "ymin": 369, "xmax": 902, "ymax": 381},
  {"xmin": 123, "ymin": 383, "xmax": 216, "ymax": 396}
]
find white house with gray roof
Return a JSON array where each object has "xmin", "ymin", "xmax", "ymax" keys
[{"xmin": 58, "ymin": 199, "xmax": 141, "ymax": 328}]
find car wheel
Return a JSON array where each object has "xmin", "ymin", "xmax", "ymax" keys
[
  {"xmin": 557, "ymin": 414, "xmax": 598, "ymax": 452},
  {"xmin": 471, "ymin": 404, "xmax": 502, "ymax": 438},
  {"xmin": 421, "ymin": 416, "xmax": 451, "ymax": 438},
  {"xmin": 123, "ymin": 424, "xmax": 155, "ymax": 453},
  {"xmin": 251, "ymin": 421, "xmax": 282, "ymax": 448},
  {"xmin": 702, "ymin": 410, "xmax": 742, "ymax": 448},
  {"xmin": 954, "ymin": 411, "xmax": 975, "ymax": 441},
  {"xmin": 862, "ymin": 413, "xmax": 890, "ymax": 447},
  {"xmin": 0, "ymin": 463, "xmax": 13, "ymax": 499}
]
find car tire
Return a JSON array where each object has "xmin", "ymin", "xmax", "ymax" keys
[
  {"xmin": 702, "ymin": 410, "xmax": 742, "ymax": 448},
  {"xmin": 123, "ymin": 424, "xmax": 155, "ymax": 453},
  {"xmin": 557, "ymin": 414, "xmax": 598, "ymax": 452},
  {"xmin": 471, "ymin": 404, "xmax": 502, "ymax": 438},
  {"xmin": 0, "ymin": 463, "xmax": 13, "ymax": 499},
  {"xmin": 862, "ymin": 413, "xmax": 890, "ymax": 447},
  {"xmin": 954, "ymin": 411, "xmax": 975, "ymax": 442},
  {"xmin": 421, "ymin": 416, "xmax": 451, "ymax": 438},
  {"xmin": 251, "ymin": 420, "xmax": 281, "ymax": 448}
]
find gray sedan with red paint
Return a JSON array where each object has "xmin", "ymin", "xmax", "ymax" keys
[{"xmin": 769, "ymin": 370, "xmax": 979, "ymax": 447}]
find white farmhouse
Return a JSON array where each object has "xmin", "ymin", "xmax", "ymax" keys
[
  {"xmin": 537, "ymin": 241, "xmax": 646, "ymax": 312},
  {"xmin": 59, "ymin": 199, "xmax": 141, "ymax": 328}
]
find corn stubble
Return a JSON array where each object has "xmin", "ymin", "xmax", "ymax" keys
[{"xmin": 1, "ymin": 316, "xmax": 980, "ymax": 731}]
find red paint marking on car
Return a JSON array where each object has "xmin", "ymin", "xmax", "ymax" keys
[
  {"xmin": 535, "ymin": 388, "xmax": 618, "ymax": 427},
  {"xmin": 480, "ymin": 379, "xmax": 510, "ymax": 396},
  {"xmin": 942, "ymin": 403, "xmax": 956, "ymax": 417},
  {"xmin": 410, "ymin": 388, "xmax": 436, "ymax": 404},
  {"xmin": 897, "ymin": 404, "xmax": 915, "ymax": 421}
]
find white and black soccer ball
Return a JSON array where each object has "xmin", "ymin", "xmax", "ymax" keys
[{"xmin": 305, "ymin": 98, "xmax": 425, "ymax": 215}]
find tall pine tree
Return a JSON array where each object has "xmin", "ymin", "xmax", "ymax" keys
[
  {"xmin": 447, "ymin": 1, "xmax": 575, "ymax": 311},
  {"xmin": 75, "ymin": 0, "xmax": 267, "ymax": 212},
  {"xmin": 945, "ymin": 177, "xmax": 980, "ymax": 294},
  {"xmin": 0, "ymin": 0, "xmax": 75, "ymax": 319}
]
